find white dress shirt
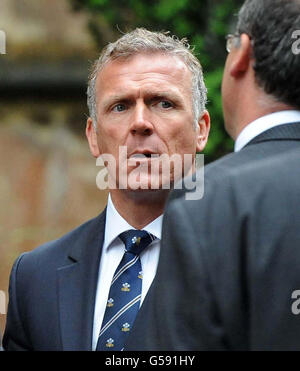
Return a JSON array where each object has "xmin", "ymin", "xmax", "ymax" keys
[
  {"xmin": 234, "ymin": 110, "xmax": 300, "ymax": 152},
  {"xmin": 92, "ymin": 194, "xmax": 162, "ymax": 350}
]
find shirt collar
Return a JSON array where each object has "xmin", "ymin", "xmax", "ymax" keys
[
  {"xmin": 234, "ymin": 110, "xmax": 300, "ymax": 152},
  {"xmin": 103, "ymin": 193, "xmax": 163, "ymax": 251}
]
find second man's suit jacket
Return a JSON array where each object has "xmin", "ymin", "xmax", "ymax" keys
[{"xmin": 125, "ymin": 122, "xmax": 300, "ymax": 351}]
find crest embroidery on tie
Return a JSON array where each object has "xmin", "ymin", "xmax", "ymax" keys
[
  {"xmin": 122, "ymin": 323, "xmax": 131, "ymax": 332},
  {"xmin": 121, "ymin": 283, "xmax": 131, "ymax": 292},
  {"xmin": 131, "ymin": 236, "xmax": 141, "ymax": 245},
  {"xmin": 106, "ymin": 338, "xmax": 114, "ymax": 348},
  {"xmin": 107, "ymin": 298, "xmax": 114, "ymax": 307}
]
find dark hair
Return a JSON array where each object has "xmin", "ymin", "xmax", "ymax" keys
[{"xmin": 236, "ymin": 0, "xmax": 300, "ymax": 109}]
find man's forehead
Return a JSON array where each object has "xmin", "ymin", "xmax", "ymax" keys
[{"xmin": 98, "ymin": 52, "xmax": 191, "ymax": 81}]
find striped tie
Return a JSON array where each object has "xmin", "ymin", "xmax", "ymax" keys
[{"xmin": 96, "ymin": 229, "xmax": 156, "ymax": 351}]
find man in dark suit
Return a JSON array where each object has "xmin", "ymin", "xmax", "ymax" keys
[
  {"xmin": 3, "ymin": 28, "xmax": 210, "ymax": 350},
  {"xmin": 125, "ymin": 0, "xmax": 300, "ymax": 350}
]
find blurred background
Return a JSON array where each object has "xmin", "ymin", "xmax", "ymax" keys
[{"xmin": 0, "ymin": 0, "xmax": 244, "ymax": 334}]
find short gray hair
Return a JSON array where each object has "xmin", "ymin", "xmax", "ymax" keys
[{"xmin": 87, "ymin": 28, "xmax": 207, "ymax": 128}]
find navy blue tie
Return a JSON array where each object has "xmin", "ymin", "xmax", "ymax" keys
[{"xmin": 96, "ymin": 229, "xmax": 156, "ymax": 351}]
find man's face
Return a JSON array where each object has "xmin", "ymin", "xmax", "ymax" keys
[{"xmin": 87, "ymin": 52, "xmax": 209, "ymax": 192}]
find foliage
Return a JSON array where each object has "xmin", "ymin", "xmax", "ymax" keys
[{"xmin": 70, "ymin": 0, "xmax": 245, "ymax": 162}]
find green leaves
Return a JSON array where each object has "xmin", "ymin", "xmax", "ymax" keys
[
  {"xmin": 154, "ymin": 0, "xmax": 189, "ymax": 22},
  {"xmin": 90, "ymin": 0, "xmax": 109, "ymax": 9}
]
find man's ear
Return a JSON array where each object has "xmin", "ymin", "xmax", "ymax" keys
[
  {"xmin": 86, "ymin": 117, "xmax": 101, "ymax": 158},
  {"xmin": 196, "ymin": 110, "xmax": 210, "ymax": 153},
  {"xmin": 230, "ymin": 33, "xmax": 252, "ymax": 77}
]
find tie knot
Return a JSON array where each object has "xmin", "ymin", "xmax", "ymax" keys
[{"xmin": 119, "ymin": 229, "xmax": 156, "ymax": 255}]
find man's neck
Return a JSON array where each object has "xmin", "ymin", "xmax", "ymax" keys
[
  {"xmin": 110, "ymin": 189, "xmax": 169, "ymax": 229},
  {"xmin": 234, "ymin": 105, "xmax": 293, "ymax": 140},
  {"xmin": 229, "ymin": 80, "xmax": 293, "ymax": 140}
]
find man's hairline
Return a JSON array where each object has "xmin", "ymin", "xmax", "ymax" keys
[{"xmin": 91, "ymin": 51, "xmax": 203, "ymax": 131}]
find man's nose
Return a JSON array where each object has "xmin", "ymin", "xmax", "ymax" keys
[{"xmin": 130, "ymin": 103, "xmax": 154, "ymax": 136}]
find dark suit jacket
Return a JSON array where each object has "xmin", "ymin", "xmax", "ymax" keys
[
  {"xmin": 125, "ymin": 122, "xmax": 300, "ymax": 351},
  {"xmin": 3, "ymin": 210, "xmax": 106, "ymax": 350}
]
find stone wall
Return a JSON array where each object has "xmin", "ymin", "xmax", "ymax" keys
[
  {"xmin": 0, "ymin": 0, "xmax": 108, "ymax": 335},
  {"xmin": 0, "ymin": 103, "xmax": 109, "ymax": 335}
]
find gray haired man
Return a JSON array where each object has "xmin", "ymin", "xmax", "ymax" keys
[{"xmin": 3, "ymin": 28, "xmax": 210, "ymax": 350}]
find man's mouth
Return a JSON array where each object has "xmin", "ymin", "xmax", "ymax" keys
[{"xmin": 129, "ymin": 150, "xmax": 159, "ymax": 159}]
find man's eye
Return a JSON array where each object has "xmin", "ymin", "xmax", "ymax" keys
[
  {"xmin": 112, "ymin": 104, "xmax": 126, "ymax": 112},
  {"xmin": 158, "ymin": 101, "xmax": 173, "ymax": 109}
]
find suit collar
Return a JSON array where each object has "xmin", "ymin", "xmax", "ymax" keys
[
  {"xmin": 57, "ymin": 210, "xmax": 106, "ymax": 350},
  {"xmin": 245, "ymin": 122, "xmax": 300, "ymax": 147},
  {"xmin": 235, "ymin": 110, "xmax": 300, "ymax": 151}
]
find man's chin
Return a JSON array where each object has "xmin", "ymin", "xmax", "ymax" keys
[
  {"xmin": 121, "ymin": 187, "xmax": 171, "ymax": 203},
  {"xmin": 119, "ymin": 174, "xmax": 177, "ymax": 191}
]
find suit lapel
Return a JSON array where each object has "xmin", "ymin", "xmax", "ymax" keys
[{"xmin": 57, "ymin": 210, "xmax": 106, "ymax": 350}]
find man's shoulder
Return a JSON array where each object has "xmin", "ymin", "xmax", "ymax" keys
[
  {"xmin": 171, "ymin": 145, "xmax": 300, "ymax": 204},
  {"xmin": 206, "ymin": 145, "xmax": 300, "ymax": 188},
  {"xmin": 204, "ymin": 143, "xmax": 273, "ymax": 178},
  {"xmin": 164, "ymin": 147, "xmax": 300, "ymax": 270},
  {"xmin": 169, "ymin": 147, "xmax": 258, "ymax": 202},
  {"xmin": 16, "ymin": 210, "xmax": 106, "ymax": 270}
]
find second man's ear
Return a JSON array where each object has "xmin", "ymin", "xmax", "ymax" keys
[{"xmin": 230, "ymin": 33, "xmax": 252, "ymax": 78}]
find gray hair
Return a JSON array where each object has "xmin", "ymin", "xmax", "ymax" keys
[{"xmin": 87, "ymin": 28, "xmax": 207, "ymax": 129}]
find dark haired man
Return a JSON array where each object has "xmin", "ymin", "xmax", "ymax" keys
[{"xmin": 126, "ymin": 0, "xmax": 300, "ymax": 351}]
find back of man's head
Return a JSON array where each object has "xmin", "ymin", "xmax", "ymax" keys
[{"xmin": 236, "ymin": 0, "xmax": 300, "ymax": 109}]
